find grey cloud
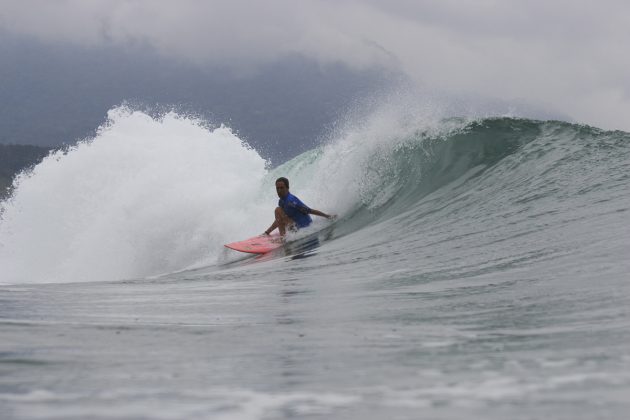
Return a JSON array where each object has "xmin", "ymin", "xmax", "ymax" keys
[{"xmin": 1, "ymin": 0, "xmax": 629, "ymax": 131}]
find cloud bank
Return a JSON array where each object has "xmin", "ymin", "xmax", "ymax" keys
[{"xmin": 2, "ymin": 0, "xmax": 629, "ymax": 131}]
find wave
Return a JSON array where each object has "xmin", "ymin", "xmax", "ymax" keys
[
  {"xmin": 0, "ymin": 108, "xmax": 270, "ymax": 283},
  {"xmin": 279, "ymin": 115, "xmax": 630, "ymax": 234},
  {"xmin": 1, "ymin": 105, "xmax": 629, "ymax": 284}
]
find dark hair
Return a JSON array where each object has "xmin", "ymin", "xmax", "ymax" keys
[{"xmin": 275, "ymin": 177, "xmax": 289, "ymax": 189}]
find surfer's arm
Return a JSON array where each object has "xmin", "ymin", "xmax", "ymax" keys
[
  {"xmin": 309, "ymin": 209, "xmax": 336, "ymax": 220},
  {"xmin": 264, "ymin": 220, "xmax": 278, "ymax": 235}
]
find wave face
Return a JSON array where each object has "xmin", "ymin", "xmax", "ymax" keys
[
  {"xmin": 281, "ymin": 113, "xmax": 630, "ymax": 251},
  {"xmin": 1, "ymin": 106, "xmax": 629, "ymax": 285}
]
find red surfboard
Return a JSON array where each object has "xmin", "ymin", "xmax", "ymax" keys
[{"xmin": 224, "ymin": 234, "xmax": 284, "ymax": 254}]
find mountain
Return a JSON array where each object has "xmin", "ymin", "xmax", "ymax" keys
[{"xmin": 0, "ymin": 144, "xmax": 49, "ymax": 198}]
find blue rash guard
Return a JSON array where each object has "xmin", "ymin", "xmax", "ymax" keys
[{"xmin": 279, "ymin": 192, "xmax": 313, "ymax": 228}]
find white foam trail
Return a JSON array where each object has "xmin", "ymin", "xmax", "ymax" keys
[{"xmin": 0, "ymin": 107, "xmax": 270, "ymax": 284}]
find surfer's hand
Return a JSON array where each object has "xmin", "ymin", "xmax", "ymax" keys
[
  {"xmin": 328, "ymin": 214, "xmax": 337, "ymax": 220},
  {"xmin": 262, "ymin": 231, "xmax": 270, "ymax": 236}
]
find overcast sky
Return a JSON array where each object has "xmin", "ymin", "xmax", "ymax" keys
[{"xmin": 2, "ymin": 0, "xmax": 629, "ymax": 131}]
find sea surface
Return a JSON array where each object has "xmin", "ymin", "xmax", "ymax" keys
[{"xmin": 1, "ymin": 107, "xmax": 629, "ymax": 419}]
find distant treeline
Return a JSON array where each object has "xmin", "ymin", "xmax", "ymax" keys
[{"xmin": 0, "ymin": 144, "xmax": 50, "ymax": 198}]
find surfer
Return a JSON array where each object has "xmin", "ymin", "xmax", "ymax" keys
[{"xmin": 263, "ymin": 177, "xmax": 335, "ymax": 236}]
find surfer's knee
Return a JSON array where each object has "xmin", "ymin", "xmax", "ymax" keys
[{"xmin": 274, "ymin": 207, "xmax": 288, "ymax": 222}]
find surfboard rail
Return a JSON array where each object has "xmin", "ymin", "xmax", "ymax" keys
[{"xmin": 224, "ymin": 234, "xmax": 284, "ymax": 254}]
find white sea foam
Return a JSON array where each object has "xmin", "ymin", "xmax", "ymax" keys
[
  {"xmin": 3, "ymin": 387, "xmax": 359, "ymax": 420},
  {"xmin": 0, "ymin": 107, "xmax": 270, "ymax": 283}
]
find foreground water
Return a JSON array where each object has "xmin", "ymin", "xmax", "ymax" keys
[{"xmin": 1, "ymin": 111, "xmax": 629, "ymax": 419}]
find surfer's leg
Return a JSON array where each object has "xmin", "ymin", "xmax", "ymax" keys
[{"xmin": 274, "ymin": 207, "xmax": 294, "ymax": 236}]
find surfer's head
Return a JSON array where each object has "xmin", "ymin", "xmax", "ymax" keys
[{"xmin": 275, "ymin": 177, "xmax": 289, "ymax": 198}]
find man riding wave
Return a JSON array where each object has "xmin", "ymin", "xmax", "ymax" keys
[{"xmin": 264, "ymin": 177, "xmax": 335, "ymax": 236}]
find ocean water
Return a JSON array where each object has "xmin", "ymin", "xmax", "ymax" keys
[{"xmin": 1, "ymin": 106, "xmax": 629, "ymax": 419}]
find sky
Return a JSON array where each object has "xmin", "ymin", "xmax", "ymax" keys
[{"xmin": 1, "ymin": 0, "xmax": 629, "ymax": 132}]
